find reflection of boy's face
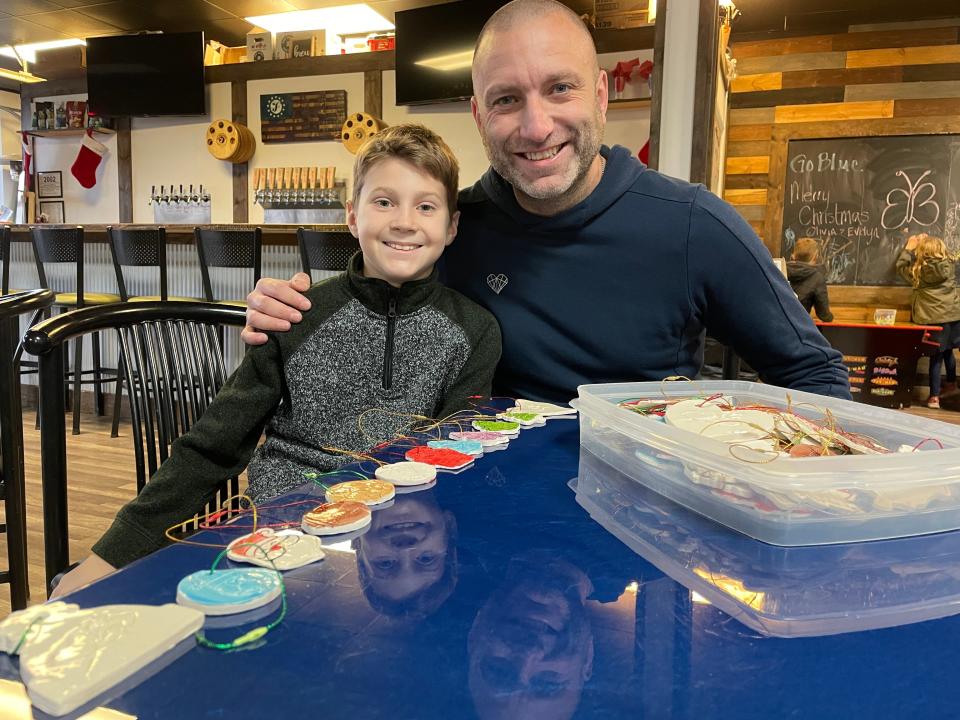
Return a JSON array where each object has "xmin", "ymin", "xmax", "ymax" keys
[
  {"xmin": 468, "ymin": 558, "xmax": 594, "ymax": 720},
  {"xmin": 356, "ymin": 494, "xmax": 453, "ymax": 604}
]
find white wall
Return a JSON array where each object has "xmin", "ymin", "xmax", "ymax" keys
[
  {"xmin": 246, "ymin": 73, "xmax": 365, "ymax": 224},
  {"xmin": 131, "ymin": 83, "xmax": 234, "ymax": 223},
  {"xmin": 32, "ymin": 92, "xmax": 119, "ymax": 224},
  {"xmin": 658, "ymin": 0, "xmax": 699, "ymax": 181}
]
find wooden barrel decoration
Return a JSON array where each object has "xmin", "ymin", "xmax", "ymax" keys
[
  {"xmin": 341, "ymin": 112, "xmax": 386, "ymax": 154},
  {"xmin": 205, "ymin": 119, "xmax": 256, "ymax": 163}
]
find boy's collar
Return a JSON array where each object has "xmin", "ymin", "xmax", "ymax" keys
[{"xmin": 346, "ymin": 252, "xmax": 441, "ymax": 313}]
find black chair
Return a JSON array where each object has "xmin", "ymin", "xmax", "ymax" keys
[
  {"xmin": 31, "ymin": 225, "xmax": 122, "ymax": 434},
  {"xmin": 296, "ymin": 226, "xmax": 360, "ymax": 280},
  {"xmin": 194, "ymin": 226, "xmax": 262, "ymax": 305},
  {"xmin": 106, "ymin": 226, "xmax": 203, "ymax": 437},
  {"xmin": 0, "ymin": 288, "xmax": 55, "ymax": 609},
  {"xmin": 24, "ymin": 301, "xmax": 247, "ymax": 589},
  {"xmin": 1, "ymin": 226, "xmax": 17, "ymax": 296}
]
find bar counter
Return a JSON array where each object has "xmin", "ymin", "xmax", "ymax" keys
[{"xmin": 7, "ymin": 223, "xmax": 345, "ymax": 247}]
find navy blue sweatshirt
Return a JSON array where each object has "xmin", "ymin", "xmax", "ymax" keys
[{"xmin": 443, "ymin": 145, "xmax": 850, "ymax": 403}]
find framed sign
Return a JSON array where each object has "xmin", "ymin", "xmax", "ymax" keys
[
  {"xmin": 37, "ymin": 171, "xmax": 62, "ymax": 198},
  {"xmin": 39, "ymin": 200, "xmax": 64, "ymax": 224},
  {"xmin": 260, "ymin": 90, "xmax": 347, "ymax": 143}
]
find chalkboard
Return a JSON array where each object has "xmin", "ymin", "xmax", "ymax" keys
[{"xmin": 780, "ymin": 135, "xmax": 960, "ymax": 286}]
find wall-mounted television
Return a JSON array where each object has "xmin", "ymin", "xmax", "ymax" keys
[
  {"xmin": 86, "ymin": 32, "xmax": 206, "ymax": 117},
  {"xmin": 395, "ymin": 1, "xmax": 503, "ymax": 106}
]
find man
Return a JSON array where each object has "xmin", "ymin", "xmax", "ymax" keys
[{"xmin": 244, "ymin": 0, "xmax": 849, "ymax": 402}]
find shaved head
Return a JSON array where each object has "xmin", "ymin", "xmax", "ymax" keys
[{"xmin": 473, "ymin": 0, "xmax": 599, "ymax": 90}]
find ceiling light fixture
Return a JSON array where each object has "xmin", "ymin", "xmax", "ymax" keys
[
  {"xmin": 0, "ymin": 67, "xmax": 46, "ymax": 84},
  {"xmin": 0, "ymin": 38, "xmax": 85, "ymax": 65},
  {"xmin": 246, "ymin": 5, "xmax": 394, "ymax": 35}
]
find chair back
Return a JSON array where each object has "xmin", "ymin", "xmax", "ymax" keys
[
  {"xmin": 107, "ymin": 226, "xmax": 169, "ymax": 301},
  {"xmin": 194, "ymin": 226, "xmax": 262, "ymax": 302},
  {"xmin": 297, "ymin": 227, "xmax": 359, "ymax": 279},
  {"xmin": 0, "ymin": 289, "xmax": 55, "ymax": 608},
  {"xmin": 1, "ymin": 226, "xmax": 10, "ymax": 295},
  {"xmin": 30, "ymin": 225, "xmax": 85, "ymax": 302},
  {"xmin": 23, "ymin": 301, "xmax": 247, "ymax": 587}
]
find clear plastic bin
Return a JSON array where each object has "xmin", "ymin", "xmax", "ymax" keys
[
  {"xmin": 570, "ymin": 380, "xmax": 960, "ymax": 545},
  {"xmin": 571, "ymin": 447, "xmax": 960, "ymax": 637}
]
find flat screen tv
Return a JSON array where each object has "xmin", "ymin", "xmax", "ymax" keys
[
  {"xmin": 395, "ymin": 1, "xmax": 503, "ymax": 106},
  {"xmin": 86, "ymin": 32, "xmax": 206, "ymax": 117}
]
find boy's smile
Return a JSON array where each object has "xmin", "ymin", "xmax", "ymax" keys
[{"xmin": 347, "ymin": 157, "xmax": 460, "ymax": 287}]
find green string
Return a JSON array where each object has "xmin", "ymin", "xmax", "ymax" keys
[{"xmin": 193, "ymin": 544, "xmax": 288, "ymax": 651}]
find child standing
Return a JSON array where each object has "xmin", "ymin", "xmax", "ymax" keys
[
  {"xmin": 52, "ymin": 124, "xmax": 502, "ymax": 596},
  {"xmin": 787, "ymin": 237, "xmax": 833, "ymax": 322},
  {"xmin": 896, "ymin": 233, "xmax": 960, "ymax": 409}
]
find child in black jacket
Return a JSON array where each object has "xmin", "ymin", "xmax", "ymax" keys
[{"xmin": 787, "ymin": 237, "xmax": 833, "ymax": 322}]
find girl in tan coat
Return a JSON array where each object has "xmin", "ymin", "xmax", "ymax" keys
[{"xmin": 896, "ymin": 233, "xmax": 960, "ymax": 408}]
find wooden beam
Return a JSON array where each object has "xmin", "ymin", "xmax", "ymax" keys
[
  {"xmin": 689, "ymin": 0, "xmax": 720, "ymax": 184},
  {"xmin": 116, "ymin": 117, "xmax": 132, "ymax": 223},
  {"xmin": 206, "ymin": 51, "xmax": 395, "ymax": 84},
  {"xmin": 364, "ymin": 70, "xmax": 383, "ymax": 120},
  {"xmin": 646, "ymin": 0, "xmax": 667, "ymax": 171},
  {"xmin": 231, "ymin": 81, "xmax": 248, "ymax": 225}
]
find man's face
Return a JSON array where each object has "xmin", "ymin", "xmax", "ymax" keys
[{"xmin": 471, "ymin": 11, "xmax": 608, "ymax": 214}]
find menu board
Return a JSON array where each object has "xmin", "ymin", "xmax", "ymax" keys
[
  {"xmin": 780, "ymin": 135, "xmax": 960, "ymax": 286},
  {"xmin": 259, "ymin": 90, "xmax": 347, "ymax": 143}
]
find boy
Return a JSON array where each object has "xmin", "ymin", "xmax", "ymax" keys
[
  {"xmin": 787, "ymin": 237, "xmax": 834, "ymax": 322},
  {"xmin": 52, "ymin": 124, "xmax": 502, "ymax": 597}
]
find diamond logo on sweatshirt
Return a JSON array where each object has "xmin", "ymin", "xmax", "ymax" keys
[{"xmin": 486, "ymin": 273, "xmax": 508, "ymax": 294}]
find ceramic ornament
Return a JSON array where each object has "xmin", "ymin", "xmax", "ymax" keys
[
  {"xmin": 177, "ymin": 567, "xmax": 282, "ymax": 616},
  {"xmin": 449, "ymin": 430, "xmax": 509, "ymax": 447},
  {"xmin": 513, "ymin": 399, "xmax": 578, "ymax": 417},
  {"xmin": 497, "ymin": 411, "xmax": 546, "ymax": 427},
  {"xmin": 427, "ymin": 439, "xmax": 484, "ymax": 456},
  {"xmin": 473, "ymin": 419, "xmax": 520, "ymax": 435},
  {"xmin": 0, "ymin": 601, "xmax": 204, "ymax": 717},
  {"xmin": 325, "ymin": 479, "xmax": 396, "ymax": 506},
  {"xmin": 226, "ymin": 528, "xmax": 325, "ymax": 569},
  {"xmin": 405, "ymin": 445, "xmax": 475, "ymax": 471},
  {"xmin": 374, "ymin": 461, "xmax": 438, "ymax": 486},
  {"xmin": 301, "ymin": 500, "xmax": 372, "ymax": 535}
]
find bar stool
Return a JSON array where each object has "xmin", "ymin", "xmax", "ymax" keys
[
  {"xmin": 1, "ymin": 226, "xmax": 26, "ymax": 296},
  {"xmin": 297, "ymin": 226, "xmax": 360, "ymax": 280},
  {"xmin": 194, "ymin": 226, "xmax": 262, "ymax": 305},
  {"xmin": 107, "ymin": 225, "xmax": 200, "ymax": 302},
  {"xmin": 30, "ymin": 225, "xmax": 122, "ymax": 434}
]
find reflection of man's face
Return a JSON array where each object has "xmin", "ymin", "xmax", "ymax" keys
[
  {"xmin": 468, "ymin": 555, "xmax": 594, "ymax": 720},
  {"xmin": 356, "ymin": 493, "xmax": 454, "ymax": 605}
]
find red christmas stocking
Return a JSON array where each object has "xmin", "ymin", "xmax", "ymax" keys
[
  {"xmin": 71, "ymin": 132, "xmax": 108, "ymax": 189},
  {"xmin": 20, "ymin": 132, "xmax": 32, "ymax": 191}
]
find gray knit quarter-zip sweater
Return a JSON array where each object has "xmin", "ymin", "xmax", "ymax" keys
[{"xmin": 94, "ymin": 254, "xmax": 501, "ymax": 568}]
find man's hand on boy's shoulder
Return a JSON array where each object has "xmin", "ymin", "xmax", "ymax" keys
[{"xmin": 242, "ymin": 272, "xmax": 313, "ymax": 346}]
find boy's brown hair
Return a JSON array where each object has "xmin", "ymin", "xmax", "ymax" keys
[
  {"xmin": 793, "ymin": 237, "xmax": 820, "ymax": 263},
  {"xmin": 351, "ymin": 123, "xmax": 460, "ymax": 219}
]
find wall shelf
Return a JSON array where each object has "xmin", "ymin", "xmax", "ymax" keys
[{"xmin": 24, "ymin": 128, "xmax": 116, "ymax": 138}]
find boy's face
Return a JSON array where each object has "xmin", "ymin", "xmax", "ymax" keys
[{"xmin": 347, "ymin": 157, "xmax": 459, "ymax": 288}]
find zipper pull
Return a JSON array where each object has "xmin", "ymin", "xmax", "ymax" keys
[{"xmin": 388, "ymin": 294, "xmax": 398, "ymax": 318}]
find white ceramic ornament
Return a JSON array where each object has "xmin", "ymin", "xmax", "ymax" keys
[
  {"xmin": 0, "ymin": 601, "xmax": 203, "ymax": 717},
  {"xmin": 497, "ymin": 411, "xmax": 546, "ymax": 427},
  {"xmin": 427, "ymin": 439, "xmax": 484, "ymax": 456},
  {"xmin": 375, "ymin": 461, "xmax": 438, "ymax": 486},
  {"xmin": 514, "ymin": 399, "xmax": 578, "ymax": 417},
  {"xmin": 226, "ymin": 528, "xmax": 325, "ymax": 570},
  {"xmin": 176, "ymin": 567, "xmax": 282, "ymax": 616},
  {"xmin": 449, "ymin": 430, "xmax": 509, "ymax": 446}
]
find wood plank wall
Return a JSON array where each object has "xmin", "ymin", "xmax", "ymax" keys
[{"xmin": 724, "ymin": 21, "xmax": 960, "ymax": 323}]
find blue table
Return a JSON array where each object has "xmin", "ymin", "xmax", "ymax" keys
[{"xmin": 5, "ymin": 418, "xmax": 960, "ymax": 719}]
